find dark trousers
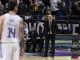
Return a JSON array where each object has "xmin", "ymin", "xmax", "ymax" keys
[
  {"xmin": 32, "ymin": 39, "xmax": 37, "ymax": 52},
  {"xmin": 44, "ymin": 34, "xmax": 55, "ymax": 56},
  {"xmin": 38, "ymin": 39, "xmax": 44, "ymax": 52},
  {"xmin": 26, "ymin": 39, "xmax": 32, "ymax": 52},
  {"xmin": 26, "ymin": 38, "xmax": 37, "ymax": 52},
  {"xmin": 32, "ymin": 39, "xmax": 44, "ymax": 53}
]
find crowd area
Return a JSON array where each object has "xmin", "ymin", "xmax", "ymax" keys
[
  {"xmin": 0, "ymin": 0, "xmax": 80, "ymax": 57},
  {"xmin": 0, "ymin": 0, "xmax": 80, "ymax": 19}
]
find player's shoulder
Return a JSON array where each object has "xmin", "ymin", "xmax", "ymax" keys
[
  {"xmin": 20, "ymin": 17, "xmax": 23, "ymax": 22},
  {"xmin": 0, "ymin": 14, "xmax": 5, "ymax": 20},
  {"xmin": 15, "ymin": 15, "xmax": 23, "ymax": 21},
  {"xmin": 15, "ymin": 15, "xmax": 21, "ymax": 18},
  {"xmin": 0, "ymin": 13, "xmax": 10, "ymax": 18}
]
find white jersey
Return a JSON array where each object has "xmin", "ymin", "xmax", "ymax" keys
[{"xmin": 1, "ymin": 13, "xmax": 21, "ymax": 42}]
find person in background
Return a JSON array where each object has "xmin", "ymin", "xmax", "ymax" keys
[
  {"xmin": 31, "ymin": 0, "xmax": 40, "ymax": 19},
  {"xmin": 16, "ymin": 0, "xmax": 27, "ymax": 16},
  {"xmin": 24, "ymin": 22, "xmax": 28, "ymax": 41},
  {"xmin": 50, "ymin": 0, "xmax": 65, "ymax": 20},
  {"xmin": 0, "ymin": 0, "xmax": 4, "ymax": 15},
  {"xmin": 37, "ymin": 25, "xmax": 44, "ymax": 53},
  {"xmin": 28, "ymin": 27, "xmax": 38, "ymax": 52},
  {"xmin": 42, "ymin": 0, "xmax": 50, "ymax": 6},
  {"xmin": 71, "ymin": 0, "xmax": 80, "ymax": 15},
  {"xmin": 43, "ymin": 7, "xmax": 57, "ymax": 57},
  {"xmin": 37, "ymin": 0, "xmax": 45, "ymax": 20},
  {"xmin": 57, "ymin": 0, "xmax": 71, "ymax": 17},
  {"xmin": 23, "ymin": 22, "xmax": 29, "ymax": 52},
  {"xmin": 0, "ymin": 0, "xmax": 8, "ymax": 5},
  {"xmin": 50, "ymin": 0, "xmax": 60, "ymax": 16},
  {"xmin": 27, "ymin": 0, "xmax": 33, "ymax": 19},
  {"xmin": 43, "ymin": 6, "xmax": 55, "ymax": 20}
]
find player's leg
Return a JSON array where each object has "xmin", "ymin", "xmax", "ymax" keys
[
  {"xmin": 13, "ymin": 43, "xmax": 20, "ymax": 60},
  {"xmin": 1, "ymin": 43, "xmax": 13, "ymax": 60}
]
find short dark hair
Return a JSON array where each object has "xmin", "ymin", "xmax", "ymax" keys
[{"xmin": 8, "ymin": 1, "xmax": 17, "ymax": 11}]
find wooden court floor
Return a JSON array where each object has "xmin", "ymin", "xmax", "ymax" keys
[{"xmin": 20, "ymin": 56, "xmax": 71, "ymax": 60}]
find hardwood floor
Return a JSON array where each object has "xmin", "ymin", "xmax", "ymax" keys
[{"xmin": 20, "ymin": 56, "xmax": 71, "ymax": 60}]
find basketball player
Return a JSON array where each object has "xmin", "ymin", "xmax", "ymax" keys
[{"xmin": 0, "ymin": 1, "xmax": 25, "ymax": 60}]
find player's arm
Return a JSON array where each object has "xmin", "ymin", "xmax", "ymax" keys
[
  {"xmin": 19, "ymin": 18, "xmax": 26, "ymax": 50},
  {"xmin": 0, "ymin": 15, "xmax": 4, "ymax": 40},
  {"xmin": 23, "ymin": 22, "xmax": 29, "ymax": 40}
]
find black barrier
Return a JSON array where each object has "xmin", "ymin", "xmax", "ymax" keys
[
  {"xmin": 24, "ymin": 19, "xmax": 80, "ymax": 40},
  {"xmin": 24, "ymin": 20, "xmax": 80, "ymax": 34}
]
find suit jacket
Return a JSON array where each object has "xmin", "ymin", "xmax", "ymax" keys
[{"xmin": 44, "ymin": 20, "xmax": 57, "ymax": 37}]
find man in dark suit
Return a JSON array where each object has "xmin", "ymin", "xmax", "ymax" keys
[{"xmin": 43, "ymin": 15, "xmax": 57, "ymax": 57}]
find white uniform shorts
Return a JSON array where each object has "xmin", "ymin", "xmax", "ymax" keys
[{"xmin": 1, "ymin": 42, "xmax": 20, "ymax": 60}]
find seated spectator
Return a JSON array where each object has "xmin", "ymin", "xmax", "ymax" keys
[
  {"xmin": 0, "ymin": 0, "xmax": 4, "ymax": 15},
  {"xmin": 50, "ymin": 0, "xmax": 59, "ymax": 16},
  {"xmin": 37, "ymin": 0, "xmax": 45, "ymax": 20},
  {"xmin": 37, "ymin": 24, "xmax": 44, "ymax": 53},
  {"xmin": 27, "ymin": 0, "xmax": 45, "ymax": 20},
  {"xmin": 24, "ymin": 22, "xmax": 29, "ymax": 41},
  {"xmin": 69, "ymin": 1, "xmax": 80, "ymax": 20},
  {"xmin": 23, "ymin": 22, "xmax": 29, "ymax": 52},
  {"xmin": 71, "ymin": 1, "xmax": 80, "ymax": 15},
  {"xmin": 28, "ymin": 27, "xmax": 38, "ymax": 52},
  {"xmin": 42, "ymin": 0, "xmax": 50, "ymax": 6},
  {"xmin": 17, "ymin": 0, "xmax": 27, "ymax": 16},
  {"xmin": 57, "ymin": 0, "xmax": 70, "ymax": 20},
  {"xmin": 43, "ymin": 6, "xmax": 55, "ymax": 20},
  {"xmin": 25, "ymin": 0, "xmax": 33, "ymax": 20}
]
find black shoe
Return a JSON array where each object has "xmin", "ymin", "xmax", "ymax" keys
[{"xmin": 43, "ymin": 54, "xmax": 48, "ymax": 57}]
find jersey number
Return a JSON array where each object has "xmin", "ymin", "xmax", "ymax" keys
[{"xmin": 8, "ymin": 28, "xmax": 16, "ymax": 38}]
